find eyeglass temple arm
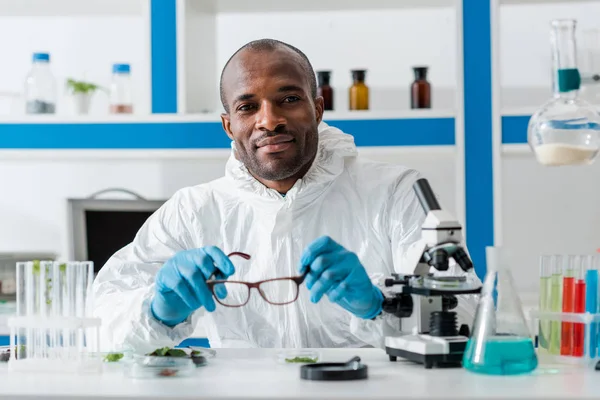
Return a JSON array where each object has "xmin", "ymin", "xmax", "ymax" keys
[{"xmin": 207, "ymin": 251, "xmax": 251, "ymax": 281}]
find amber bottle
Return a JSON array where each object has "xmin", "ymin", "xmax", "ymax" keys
[
  {"xmin": 411, "ymin": 66, "xmax": 431, "ymax": 109},
  {"xmin": 317, "ymin": 71, "xmax": 334, "ymax": 111},
  {"xmin": 349, "ymin": 69, "xmax": 369, "ymax": 110}
]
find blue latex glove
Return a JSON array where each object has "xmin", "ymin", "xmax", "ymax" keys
[
  {"xmin": 151, "ymin": 247, "xmax": 235, "ymax": 326},
  {"xmin": 299, "ymin": 236, "xmax": 384, "ymax": 320}
]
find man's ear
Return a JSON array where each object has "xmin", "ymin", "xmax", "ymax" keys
[
  {"xmin": 221, "ymin": 113, "xmax": 234, "ymax": 140},
  {"xmin": 314, "ymin": 96, "xmax": 324, "ymax": 125}
]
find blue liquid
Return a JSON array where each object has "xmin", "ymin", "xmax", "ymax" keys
[
  {"xmin": 463, "ymin": 336, "xmax": 538, "ymax": 375},
  {"xmin": 586, "ymin": 269, "xmax": 598, "ymax": 358}
]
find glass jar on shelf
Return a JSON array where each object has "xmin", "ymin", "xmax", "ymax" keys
[
  {"xmin": 24, "ymin": 52, "xmax": 57, "ymax": 114},
  {"xmin": 527, "ymin": 19, "xmax": 600, "ymax": 166},
  {"xmin": 349, "ymin": 69, "xmax": 369, "ymax": 111},
  {"xmin": 109, "ymin": 63, "xmax": 133, "ymax": 114},
  {"xmin": 317, "ymin": 70, "xmax": 334, "ymax": 111},
  {"xmin": 411, "ymin": 66, "xmax": 431, "ymax": 109}
]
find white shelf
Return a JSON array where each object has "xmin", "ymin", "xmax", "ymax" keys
[
  {"xmin": 0, "ymin": 0, "xmax": 152, "ymax": 117},
  {"xmin": 201, "ymin": 0, "xmax": 456, "ymax": 13},
  {"xmin": 0, "ymin": 0, "xmax": 145, "ymax": 16}
]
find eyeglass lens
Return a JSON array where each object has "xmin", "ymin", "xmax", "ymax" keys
[{"xmin": 212, "ymin": 278, "xmax": 300, "ymax": 307}]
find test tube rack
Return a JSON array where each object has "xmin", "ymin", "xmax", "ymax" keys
[
  {"xmin": 534, "ymin": 254, "xmax": 600, "ymax": 367},
  {"xmin": 530, "ymin": 310, "xmax": 600, "ymax": 367},
  {"xmin": 6, "ymin": 260, "xmax": 102, "ymax": 374}
]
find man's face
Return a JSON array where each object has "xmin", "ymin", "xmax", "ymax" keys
[{"xmin": 221, "ymin": 48, "xmax": 324, "ymax": 183}]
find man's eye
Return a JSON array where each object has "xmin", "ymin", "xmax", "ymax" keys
[
  {"xmin": 283, "ymin": 96, "xmax": 300, "ymax": 103},
  {"xmin": 238, "ymin": 104, "xmax": 254, "ymax": 112}
]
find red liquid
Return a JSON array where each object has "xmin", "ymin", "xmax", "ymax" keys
[
  {"xmin": 573, "ymin": 279, "xmax": 586, "ymax": 357},
  {"xmin": 561, "ymin": 276, "xmax": 575, "ymax": 356}
]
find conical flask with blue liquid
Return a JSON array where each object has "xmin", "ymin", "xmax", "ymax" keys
[{"xmin": 463, "ymin": 247, "xmax": 538, "ymax": 375}]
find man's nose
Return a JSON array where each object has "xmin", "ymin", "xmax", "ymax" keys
[{"xmin": 255, "ymin": 101, "xmax": 286, "ymax": 131}]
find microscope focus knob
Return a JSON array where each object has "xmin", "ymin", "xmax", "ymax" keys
[
  {"xmin": 442, "ymin": 295, "xmax": 458, "ymax": 311},
  {"xmin": 382, "ymin": 293, "xmax": 413, "ymax": 319}
]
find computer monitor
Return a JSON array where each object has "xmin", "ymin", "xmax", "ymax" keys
[{"xmin": 67, "ymin": 196, "xmax": 166, "ymax": 274}]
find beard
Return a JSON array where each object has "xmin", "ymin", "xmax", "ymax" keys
[{"xmin": 236, "ymin": 128, "xmax": 319, "ymax": 182}]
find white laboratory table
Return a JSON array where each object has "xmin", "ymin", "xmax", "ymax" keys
[{"xmin": 0, "ymin": 348, "xmax": 597, "ymax": 399}]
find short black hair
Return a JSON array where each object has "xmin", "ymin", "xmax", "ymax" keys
[{"xmin": 219, "ymin": 38, "xmax": 317, "ymax": 113}]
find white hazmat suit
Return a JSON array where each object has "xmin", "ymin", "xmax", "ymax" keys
[{"xmin": 92, "ymin": 122, "xmax": 480, "ymax": 353}]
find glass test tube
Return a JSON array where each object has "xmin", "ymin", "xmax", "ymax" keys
[
  {"xmin": 539, "ymin": 255, "xmax": 552, "ymax": 352},
  {"xmin": 561, "ymin": 255, "xmax": 577, "ymax": 356},
  {"xmin": 594, "ymin": 255, "xmax": 600, "ymax": 358},
  {"xmin": 549, "ymin": 255, "xmax": 563, "ymax": 355},
  {"xmin": 573, "ymin": 257, "xmax": 587, "ymax": 357},
  {"xmin": 15, "ymin": 262, "xmax": 31, "ymax": 360},
  {"xmin": 64, "ymin": 262, "xmax": 77, "ymax": 359},
  {"xmin": 75, "ymin": 262, "xmax": 94, "ymax": 355},
  {"xmin": 584, "ymin": 255, "xmax": 598, "ymax": 358}
]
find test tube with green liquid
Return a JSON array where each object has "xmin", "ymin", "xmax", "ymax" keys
[
  {"xmin": 549, "ymin": 255, "xmax": 563, "ymax": 355},
  {"xmin": 538, "ymin": 255, "xmax": 552, "ymax": 352}
]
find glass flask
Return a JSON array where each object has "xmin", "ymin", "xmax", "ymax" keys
[
  {"xmin": 527, "ymin": 19, "xmax": 600, "ymax": 166},
  {"xmin": 463, "ymin": 247, "xmax": 538, "ymax": 375},
  {"xmin": 349, "ymin": 69, "xmax": 369, "ymax": 110}
]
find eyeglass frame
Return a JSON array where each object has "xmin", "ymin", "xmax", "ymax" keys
[{"xmin": 206, "ymin": 252, "xmax": 308, "ymax": 307}]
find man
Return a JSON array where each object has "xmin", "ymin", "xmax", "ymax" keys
[{"xmin": 93, "ymin": 39, "xmax": 479, "ymax": 353}]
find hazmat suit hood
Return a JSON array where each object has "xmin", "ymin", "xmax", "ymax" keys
[
  {"xmin": 224, "ymin": 121, "xmax": 358, "ymax": 202},
  {"xmin": 93, "ymin": 122, "xmax": 479, "ymax": 353}
]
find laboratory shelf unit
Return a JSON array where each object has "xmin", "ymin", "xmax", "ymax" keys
[
  {"xmin": 491, "ymin": 0, "xmax": 600, "ymax": 300},
  {"xmin": 0, "ymin": 0, "xmax": 153, "ymax": 117},
  {"xmin": 176, "ymin": 0, "xmax": 461, "ymax": 117}
]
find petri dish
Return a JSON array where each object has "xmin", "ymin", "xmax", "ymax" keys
[
  {"xmin": 125, "ymin": 355, "xmax": 195, "ymax": 379},
  {"xmin": 276, "ymin": 350, "xmax": 320, "ymax": 365}
]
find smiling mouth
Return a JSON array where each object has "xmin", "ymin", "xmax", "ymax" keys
[{"xmin": 256, "ymin": 134, "xmax": 295, "ymax": 148}]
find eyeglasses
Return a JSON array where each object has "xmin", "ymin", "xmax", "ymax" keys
[{"xmin": 207, "ymin": 252, "xmax": 308, "ymax": 307}]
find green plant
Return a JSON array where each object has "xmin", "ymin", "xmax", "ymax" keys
[
  {"xmin": 147, "ymin": 347, "xmax": 187, "ymax": 357},
  {"xmin": 104, "ymin": 353, "xmax": 124, "ymax": 362},
  {"xmin": 66, "ymin": 78, "xmax": 100, "ymax": 94},
  {"xmin": 31, "ymin": 260, "xmax": 66, "ymax": 305}
]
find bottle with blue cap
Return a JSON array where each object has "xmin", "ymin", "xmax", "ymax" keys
[
  {"xmin": 110, "ymin": 63, "xmax": 133, "ymax": 114},
  {"xmin": 528, "ymin": 19, "xmax": 600, "ymax": 166},
  {"xmin": 24, "ymin": 52, "xmax": 57, "ymax": 114}
]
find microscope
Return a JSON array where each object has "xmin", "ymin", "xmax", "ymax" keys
[{"xmin": 382, "ymin": 178, "xmax": 482, "ymax": 369}]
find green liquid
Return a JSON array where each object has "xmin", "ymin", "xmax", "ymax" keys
[
  {"xmin": 549, "ymin": 273, "xmax": 562, "ymax": 355},
  {"xmin": 557, "ymin": 68, "xmax": 581, "ymax": 92},
  {"xmin": 539, "ymin": 276, "xmax": 551, "ymax": 350},
  {"xmin": 463, "ymin": 336, "xmax": 538, "ymax": 375}
]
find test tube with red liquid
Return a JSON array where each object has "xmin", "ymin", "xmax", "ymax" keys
[
  {"xmin": 561, "ymin": 255, "xmax": 576, "ymax": 356},
  {"xmin": 572, "ymin": 257, "xmax": 587, "ymax": 357}
]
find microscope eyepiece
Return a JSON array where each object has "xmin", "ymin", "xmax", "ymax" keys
[{"xmin": 413, "ymin": 178, "xmax": 441, "ymax": 215}]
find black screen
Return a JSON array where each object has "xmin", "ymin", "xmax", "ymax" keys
[{"xmin": 85, "ymin": 210, "xmax": 154, "ymax": 274}]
